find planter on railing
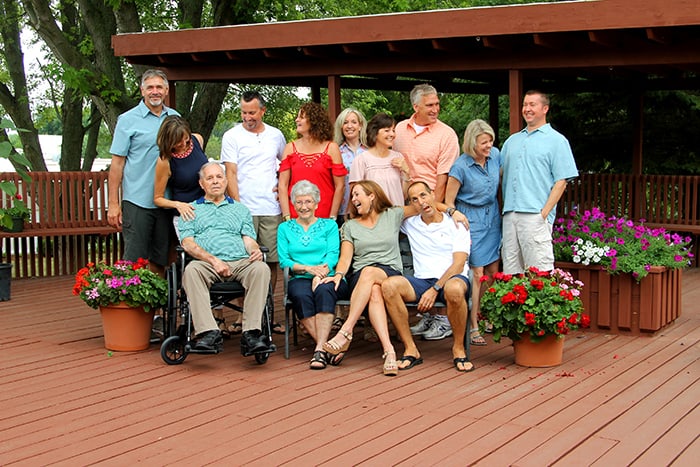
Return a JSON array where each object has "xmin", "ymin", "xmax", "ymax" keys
[{"xmin": 555, "ymin": 262, "xmax": 682, "ymax": 335}]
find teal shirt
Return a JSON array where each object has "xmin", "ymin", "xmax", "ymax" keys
[
  {"xmin": 277, "ymin": 218, "xmax": 340, "ymax": 279},
  {"xmin": 501, "ymin": 123, "xmax": 578, "ymax": 224},
  {"xmin": 109, "ymin": 100, "xmax": 180, "ymax": 209},
  {"xmin": 178, "ymin": 196, "xmax": 256, "ymax": 261}
]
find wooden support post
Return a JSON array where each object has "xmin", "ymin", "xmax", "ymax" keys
[
  {"xmin": 631, "ymin": 91, "xmax": 644, "ymax": 175},
  {"xmin": 508, "ymin": 70, "xmax": 523, "ymax": 134},
  {"xmin": 489, "ymin": 93, "xmax": 500, "ymax": 146},
  {"xmin": 167, "ymin": 80, "xmax": 176, "ymax": 109},
  {"xmin": 311, "ymin": 86, "xmax": 321, "ymax": 103},
  {"xmin": 327, "ymin": 75, "xmax": 341, "ymax": 121}
]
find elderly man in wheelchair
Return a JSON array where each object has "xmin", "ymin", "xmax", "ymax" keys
[{"xmin": 177, "ymin": 161, "xmax": 273, "ymax": 357}]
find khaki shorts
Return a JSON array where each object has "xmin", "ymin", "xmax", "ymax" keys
[
  {"xmin": 502, "ymin": 211, "xmax": 554, "ymax": 274},
  {"xmin": 253, "ymin": 215, "xmax": 282, "ymax": 262}
]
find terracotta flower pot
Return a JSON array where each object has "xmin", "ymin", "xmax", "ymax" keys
[
  {"xmin": 513, "ymin": 332, "xmax": 564, "ymax": 367},
  {"xmin": 99, "ymin": 302, "xmax": 154, "ymax": 351}
]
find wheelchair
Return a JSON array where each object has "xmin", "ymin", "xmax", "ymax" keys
[{"xmin": 160, "ymin": 247, "xmax": 277, "ymax": 365}]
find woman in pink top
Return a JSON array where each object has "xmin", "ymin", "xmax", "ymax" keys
[
  {"xmin": 349, "ymin": 113, "xmax": 411, "ymax": 206},
  {"xmin": 279, "ymin": 102, "xmax": 346, "ymax": 220}
]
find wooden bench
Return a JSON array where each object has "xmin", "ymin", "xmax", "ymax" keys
[
  {"xmin": 282, "ymin": 235, "xmax": 471, "ymax": 359},
  {"xmin": 0, "ymin": 171, "xmax": 123, "ymax": 278}
]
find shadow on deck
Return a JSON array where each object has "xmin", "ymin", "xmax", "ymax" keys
[{"xmin": 1, "ymin": 269, "xmax": 699, "ymax": 465}]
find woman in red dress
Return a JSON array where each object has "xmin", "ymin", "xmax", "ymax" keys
[{"xmin": 278, "ymin": 102, "xmax": 346, "ymax": 221}]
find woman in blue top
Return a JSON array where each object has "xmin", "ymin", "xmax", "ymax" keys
[
  {"xmin": 445, "ymin": 119, "xmax": 502, "ymax": 346},
  {"xmin": 278, "ymin": 180, "xmax": 349, "ymax": 370},
  {"xmin": 154, "ymin": 115, "xmax": 208, "ymax": 226}
]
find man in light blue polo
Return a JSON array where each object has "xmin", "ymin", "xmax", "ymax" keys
[
  {"xmin": 501, "ymin": 90, "xmax": 579, "ymax": 274},
  {"xmin": 178, "ymin": 162, "xmax": 271, "ymax": 354},
  {"xmin": 108, "ymin": 69, "xmax": 180, "ymax": 273}
]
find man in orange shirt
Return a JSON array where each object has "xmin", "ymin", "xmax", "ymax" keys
[
  {"xmin": 393, "ymin": 84, "xmax": 460, "ymax": 340},
  {"xmin": 393, "ymin": 84, "xmax": 460, "ymax": 203}
]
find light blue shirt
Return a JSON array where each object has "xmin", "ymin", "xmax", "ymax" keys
[
  {"xmin": 178, "ymin": 196, "xmax": 257, "ymax": 262},
  {"xmin": 109, "ymin": 100, "xmax": 180, "ymax": 208},
  {"xmin": 339, "ymin": 142, "xmax": 367, "ymax": 214},
  {"xmin": 501, "ymin": 123, "xmax": 578, "ymax": 223}
]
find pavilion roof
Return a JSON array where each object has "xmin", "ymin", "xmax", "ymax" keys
[{"xmin": 111, "ymin": 0, "xmax": 700, "ymax": 94}]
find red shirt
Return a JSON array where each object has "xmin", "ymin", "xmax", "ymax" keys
[{"xmin": 279, "ymin": 142, "xmax": 347, "ymax": 218}]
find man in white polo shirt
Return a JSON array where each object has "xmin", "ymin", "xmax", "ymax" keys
[{"xmin": 382, "ymin": 181, "xmax": 473, "ymax": 373}]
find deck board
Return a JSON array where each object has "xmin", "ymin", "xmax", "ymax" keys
[{"xmin": 0, "ymin": 269, "xmax": 698, "ymax": 465}]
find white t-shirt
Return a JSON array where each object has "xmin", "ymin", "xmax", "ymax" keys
[
  {"xmin": 401, "ymin": 213, "xmax": 471, "ymax": 279},
  {"xmin": 220, "ymin": 123, "xmax": 286, "ymax": 215}
]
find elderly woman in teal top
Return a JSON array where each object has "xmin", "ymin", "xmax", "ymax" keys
[
  {"xmin": 445, "ymin": 119, "xmax": 502, "ymax": 346},
  {"xmin": 278, "ymin": 180, "xmax": 349, "ymax": 370}
]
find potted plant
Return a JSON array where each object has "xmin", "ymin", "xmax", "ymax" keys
[
  {"xmin": 480, "ymin": 267, "xmax": 589, "ymax": 367},
  {"xmin": 0, "ymin": 193, "xmax": 30, "ymax": 232},
  {"xmin": 552, "ymin": 207, "xmax": 693, "ymax": 333},
  {"xmin": 73, "ymin": 258, "xmax": 168, "ymax": 351}
]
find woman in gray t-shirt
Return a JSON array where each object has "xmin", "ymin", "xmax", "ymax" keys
[{"xmin": 322, "ymin": 180, "xmax": 466, "ymax": 376}]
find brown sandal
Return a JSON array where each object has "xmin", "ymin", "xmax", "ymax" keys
[
  {"xmin": 323, "ymin": 330, "xmax": 352, "ymax": 356},
  {"xmin": 383, "ymin": 351, "xmax": 398, "ymax": 376}
]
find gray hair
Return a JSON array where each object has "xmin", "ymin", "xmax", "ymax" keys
[
  {"xmin": 333, "ymin": 108, "xmax": 367, "ymax": 147},
  {"xmin": 141, "ymin": 69, "xmax": 169, "ymax": 88},
  {"xmin": 410, "ymin": 84, "xmax": 438, "ymax": 106},
  {"xmin": 290, "ymin": 180, "xmax": 321, "ymax": 204},
  {"xmin": 198, "ymin": 161, "xmax": 224, "ymax": 180},
  {"xmin": 462, "ymin": 119, "xmax": 495, "ymax": 156}
]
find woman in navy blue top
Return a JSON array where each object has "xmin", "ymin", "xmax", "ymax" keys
[{"xmin": 154, "ymin": 115, "xmax": 209, "ymax": 224}]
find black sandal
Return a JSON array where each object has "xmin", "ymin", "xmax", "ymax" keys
[{"xmin": 310, "ymin": 350, "xmax": 328, "ymax": 370}]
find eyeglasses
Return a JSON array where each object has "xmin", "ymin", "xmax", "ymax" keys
[{"xmin": 294, "ymin": 199, "xmax": 316, "ymax": 206}]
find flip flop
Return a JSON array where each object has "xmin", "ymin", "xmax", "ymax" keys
[
  {"xmin": 398, "ymin": 355, "xmax": 423, "ymax": 370},
  {"xmin": 272, "ymin": 322, "xmax": 285, "ymax": 334},
  {"xmin": 453, "ymin": 357, "xmax": 475, "ymax": 372},
  {"xmin": 470, "ymin": 329, "xmax": 487, "ymax": 346}
]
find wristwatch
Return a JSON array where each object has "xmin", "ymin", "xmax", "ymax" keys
[
  {"xmin": 446, "ymin": 207, "xmax": 456, "ymax": 216},
  {"xmin": 432, "ymin": 283, "xmax": 442, "ymax": 292}
]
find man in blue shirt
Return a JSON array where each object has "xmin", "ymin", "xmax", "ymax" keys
[
  {"xmin": 501, "ymin": 90, "xmax": 579, "ymax": 274},
  {"xmin": 108, "ymin": 69, "xmax": 180, "ymax": 274},
  {"xmin": 178, "ymin": 162, "xmax": 271, "ymax": 354}
]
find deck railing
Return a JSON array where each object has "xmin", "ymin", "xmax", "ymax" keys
[
  {"xmin": 1, "ymin": 171, "xmax": 123, "ymax": 278},
  {"xmin": 557, "ymin": 173, "xmax": 700, "ymax": 234}
]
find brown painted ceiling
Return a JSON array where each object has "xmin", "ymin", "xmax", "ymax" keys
[{"xmin": 112, "ymin": 0, "xmax": 700, "ymax": 94}]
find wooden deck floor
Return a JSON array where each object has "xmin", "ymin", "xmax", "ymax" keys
[{"xmin": 1, "ymin": 269, "xmax": 699, "ymax": 466}]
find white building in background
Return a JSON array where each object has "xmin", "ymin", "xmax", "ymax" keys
[{"xmin": 0, "ymin": 134, "xmax": 110, "ymax": 172}]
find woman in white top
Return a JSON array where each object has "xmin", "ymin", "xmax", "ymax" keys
[{"xmin": 349, "ymin": 113, "xmax": 411, "ymax": 207}]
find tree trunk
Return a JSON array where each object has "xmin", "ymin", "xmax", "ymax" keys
[
  {"xmin": 60, "ymin": 87, "xmax": 84, "ymax": 171},
  {"xmin": 82, "ymin": 104, "xmax": 101, "ymax": 171},
  {"xmin": 1, "ymin": 0, "xmax": 47, "ymax": 171}
]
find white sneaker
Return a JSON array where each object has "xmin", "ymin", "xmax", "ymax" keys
[
  {"xmin": 422, "ymin": 316, "xmax": 453, "ymax": 341},
  {"xmin": 410, "ymin": 314, "xmax": 433, "ymax": 336}
]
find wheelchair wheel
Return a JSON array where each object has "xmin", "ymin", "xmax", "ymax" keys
[
  {"xmin": 165, "ymin": 263, "xmax": 180, "ymax": 338},
  {"xmin": 161, "ymin": 335, "xmax": 187, "ymax": 365},
  {"xmin": 255, "ymin": 352, "xmax": 270, "ymax": 364}
]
